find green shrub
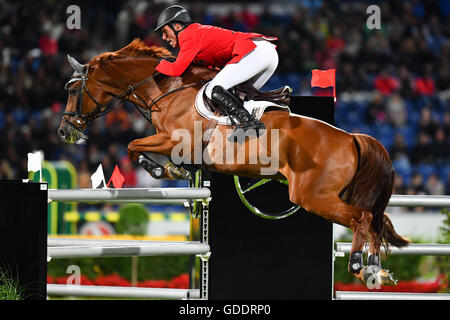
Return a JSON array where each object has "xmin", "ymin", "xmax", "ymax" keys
[{"xmin": 115, "ymin": 204, "xmax": 149, "ymax": 236}]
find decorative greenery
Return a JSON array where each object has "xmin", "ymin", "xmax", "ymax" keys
[
  {"xmin": 115, "ymin": 204, "xmax": 149, "ymax": 236},
  {"xmin": 0, "ymin": 268, "xmax": 25, "ymax": 300}
]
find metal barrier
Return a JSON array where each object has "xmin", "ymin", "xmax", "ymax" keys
[
  {"xmin": 46, "ymin": 187, "xmax": 211, "ymax": 300},
  {"xmin": 388, "ymin": 195, "xmax": 450, "ymax": 207},
  {"xmin": 47, "ymin": 284, "xmax": 200, "ymax": 299},
  {"xmin": 335, "ymin": 243, "xmax": 450, "ymax": 256},
  {"xmin": 335, "ymin": 292, "xmax": 450, "ymax": 300}
]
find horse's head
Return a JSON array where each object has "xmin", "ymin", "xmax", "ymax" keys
[
  {"xmin": 58, "ymin": 39, "xmax": 189, "ymax": 145},
  {"xmin": 57, "ymin": 55, "xmax": 105, "ymax": 144}
]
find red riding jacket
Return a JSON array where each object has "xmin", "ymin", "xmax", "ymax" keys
[{"xmin": 155, "ymin": 23, "xmax": 277, "ymax": 77}]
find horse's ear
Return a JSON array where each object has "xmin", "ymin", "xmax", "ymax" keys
[{"xmin": 67, "ymin": 54, "xmax": 85, "ymax": 74}]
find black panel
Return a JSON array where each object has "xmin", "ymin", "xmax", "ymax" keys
[
  {"xmin": 0, "ymin": 181, "xmax": 47, "ymax": 300},
  {"xmin": 208, "ymin": 96, "xmax": 334, "ymax": 299}
]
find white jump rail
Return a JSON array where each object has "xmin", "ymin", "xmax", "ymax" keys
[
  {"xmin": 335, "ymin": 243, "xmax": 450, "ymax": 255},
  {"xmin": 47, "ymin": 284, "xmax": 200, "ymax": 299},
  {"xmin": 48, "ymin": 187, "xmax": 211, "ymax": 204},
  {"xmin": 388, "ymin": 195, "xmax": 450, "ymax": 207},
  {"xmin": 47, "ymin": 241, "xmax": 210, "ymax": 259},
  {"xmin": 335, "ymin": 291, "xmax": 450, "ymax": 300}
]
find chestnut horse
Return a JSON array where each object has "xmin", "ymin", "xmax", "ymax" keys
[{"xmin": 58, "ymin": 39, "xmax": 409, "ymax": 286}]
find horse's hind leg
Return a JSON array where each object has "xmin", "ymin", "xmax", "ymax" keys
[
  {"xmin": 364, "ymin": 230, "xmax": 398, "ymax": 286},
  {"xmin": 348, "ymin": 210, "xmax": 373, "ymax": 282},
  {"xmin": 297, "ymin": 193, "xmax": 397, "ymax": 286}
]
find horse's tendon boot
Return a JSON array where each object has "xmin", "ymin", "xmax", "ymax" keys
[
  {"xmin": 348, "ymin": 250, "xmax": 363, "ymax": 274},
  {"xmin": 138, "ymin": 155, "xmax": 164, "ymax": 179}
]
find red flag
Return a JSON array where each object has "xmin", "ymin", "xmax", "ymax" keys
[
  {"xmin": 311, "ymin": 69, "xmax": 336, "ymax": 98},
  {"xmin": 107, "ymin": 165, "xmax": 125, "ymax": 188}
]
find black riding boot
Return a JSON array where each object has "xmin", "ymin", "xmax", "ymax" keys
[{"xmin": 211, "ymin": 86, "xmax": 266, "ymax": 136}]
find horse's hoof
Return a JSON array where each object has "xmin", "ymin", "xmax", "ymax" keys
[
  {"xmin": 377, "ymin": 268, "xmax": 398, "ymax": 286},
  {"xmin": 362, "ymin": 265, "xmax": 398, "ymax": 288},
  {"xmin": 165, "ymin": 163, "xmax": 189, "ymax": 180}
]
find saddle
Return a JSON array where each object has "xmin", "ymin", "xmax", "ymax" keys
[
  {"xmin": 234, "ymin": 82, "xmax": 292, "ymax": 106},
  {"xmin": 202, "ymin": 82, "xmax": 292, "ymax": 119}
]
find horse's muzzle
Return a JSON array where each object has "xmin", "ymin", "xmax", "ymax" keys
[
  {"xmin": 57, "ymin": 123, "xmax": 88, "ymax": 144},
  {"xmin": 57, "ymin": 128, "xmax": 67, "ymax": 140}
]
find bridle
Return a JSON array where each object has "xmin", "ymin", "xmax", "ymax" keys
[{"xmin": 62, "ymin": 64, "xmax": 201, "ymax": 132}]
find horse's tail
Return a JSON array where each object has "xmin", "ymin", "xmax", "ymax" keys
[{"xmin": 347, "ymin": 134, "xmax": 410, "ymax": 251}]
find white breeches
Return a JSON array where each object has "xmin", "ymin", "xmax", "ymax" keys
[{"xmin": 205, "ymin": 39, "xmax": 279, "ymax": 99}]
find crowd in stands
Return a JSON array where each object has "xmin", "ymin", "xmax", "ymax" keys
[{"xmin": 0, "ymin": 0, "xmax": 448, "ymax": 211}]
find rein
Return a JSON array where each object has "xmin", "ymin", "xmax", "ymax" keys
[{"xmin": 63, "ymin": 66, "xmax": 202, "ymax": 130}]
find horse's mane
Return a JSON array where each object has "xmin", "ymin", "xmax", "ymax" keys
[{"xmin": 90, "ymin": 38, "xmax": 173, "ymax": 65}]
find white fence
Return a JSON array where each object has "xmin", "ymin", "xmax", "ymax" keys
[
  {"xmin": 334, "ymin": 194, "xmax": 450, "ymax": 300},
  {"xmin": 46, "ymin": 187, "xmax": 211, "ymax": 300},
  {"xmin": 388, "ymin": 195, "xmax": 450, "ymax": 207}
]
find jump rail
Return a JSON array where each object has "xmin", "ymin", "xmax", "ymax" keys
[
  {"xmin": 48, "ymin": 187, "xmax": 211, "ymax": 204},
  {"xmin": 388, "ymin": 195, "xmax": 450, "ymax": 207},
  {"xmin": 47, "ymin": 284, "xmax": 200, "ymax": 299},
  {"xmin": 47, "ymin": 241, "xmax": 210, "ymax": 259},
  {"xmin": 335, "ymin": 243, "xmax": 450, "ymax": 255},
  {"xmin": 335, "ymin": 291, "xmax": 450, "ymax": 300}
]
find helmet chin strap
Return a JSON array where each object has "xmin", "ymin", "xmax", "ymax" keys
[{"xmin": 168, "ymin": 22, "xmax": 190, "ymax": 43}]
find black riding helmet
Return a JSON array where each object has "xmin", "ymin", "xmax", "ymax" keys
[{"xmin": 154, "ymin": 5, "xmax": 192, "ymax": 32}]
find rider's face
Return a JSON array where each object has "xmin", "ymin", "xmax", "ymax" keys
[{"xmin": 161, "ymin": 25, "xmax": 178, "ymax": 48}]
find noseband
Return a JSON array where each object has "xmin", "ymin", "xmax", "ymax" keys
[{"xmin": 62, "ymin": 65, "xmax": 159, "ymax": 131}]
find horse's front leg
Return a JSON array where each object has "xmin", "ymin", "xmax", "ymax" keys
[{"xmin": 127, "ymin": 133, "xmax": 188, "ymax": 180}]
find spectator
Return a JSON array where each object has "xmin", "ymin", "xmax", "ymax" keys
[
  {"xmin": 373, "ymin": 69, "xmax": 400, "ymax": 95},
  {"xmin": 386, "ymin": 93, "xmax": 407, "ymax": 127},
  {"xmin": 435, "ymin": 66, "xmax": 450, "ymax": 92},
  {"xmin": 411, "ymin": 132, "xmax": 433, "ymax": 165},
  {"xmin": 78, "ymin": 160, "xmax": 92, "ymax": 188},
  {"xmin": 414, "ymin": 63, "xmax": 436, "ymax": 96},
  {"xmin": 397, "ymin": 65, "xmax": 415, "ymax": 100},
  {"xmin": 410, "ymin": 172, "xmax": 426, "ymax": 195},
  {"xmin": 120, "ymin": 156, "xmax": 137, "ymax": 188},
  {"xmin": 365, "ymin": 92, "xmax": 387, "ymax": 124},
  {"xmin": 393, "ymin": 175, "xmax": 407, "ymax": 194},
  {"xmin": 425, "ymin": 173, "xmax": 445, "ymax": 195},
  {"xmin": 418, "ymin": 106, "xmax": 438, "ymax": 139},
  {"xmin": 431, "ymin": 128, "xmax": 449, "ymax": 166}
]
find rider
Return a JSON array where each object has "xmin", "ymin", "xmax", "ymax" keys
[{"xmin": 154, "ymin": 5, "xmax": 280, "ymax": 135}]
